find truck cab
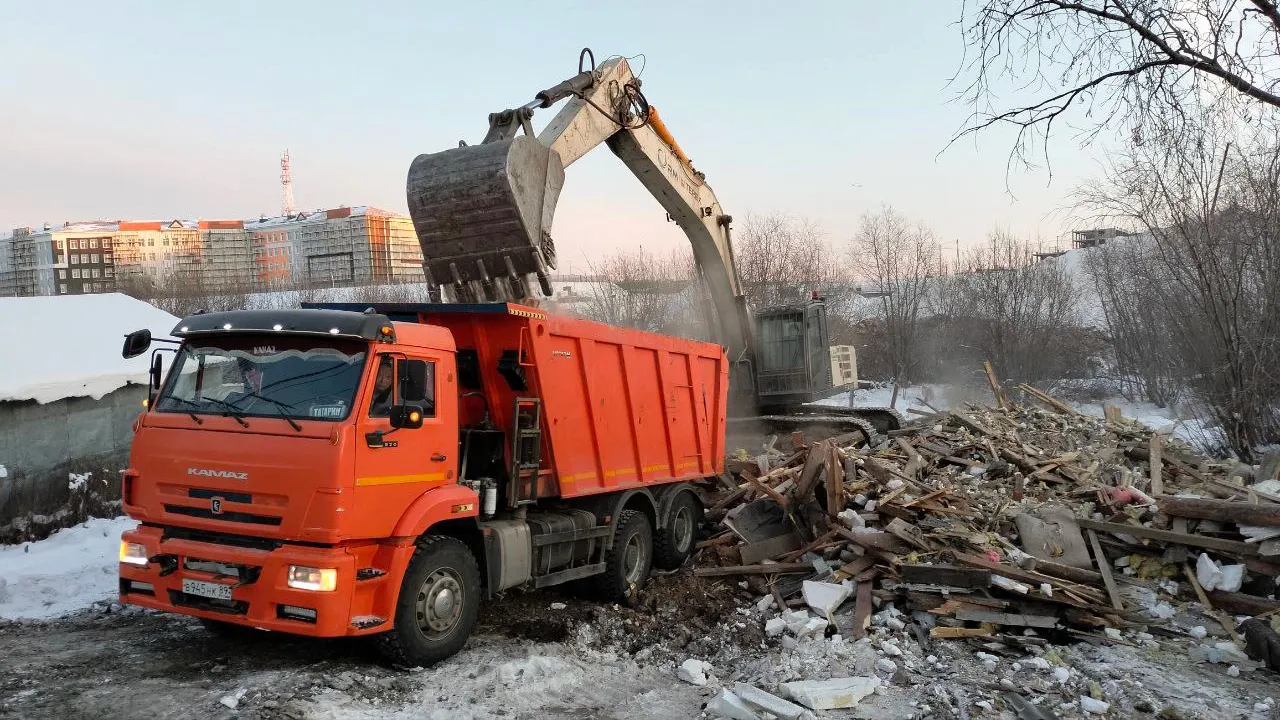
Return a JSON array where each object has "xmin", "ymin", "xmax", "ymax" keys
[{"xmin": 117, "ymin": 304, "xmax": 724, "ymax": 666}]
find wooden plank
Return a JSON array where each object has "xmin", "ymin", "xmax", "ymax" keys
[
  {"xmin": 1208, "ymin": 590, "xmax": 1280, "ymax": 616},
  {"xmin": 983, "ymin": 360, "xmax": 1007, "ymax": 409},
  {"xmin": 1103, "ymin": 405, "xmax": 1123, "ymax": 424},
  {"xmin": 825, "ymin": 444, "xmax": 844, "ymax": 520},
  {"xmin": 833, "ymin": 555, "xmax": 876, "ymax": 581},
  {"xmin": 895, "ymin": 438, "xmax": 924, "ymax": 479},
  {"xmin": 949, "ymin": 412, "xmax": 993, "ymax": 437},
  {"xmin": 745, "ymin": 474, "xmax": 789, "ymax": 510},
  {"xmin": 955, "ymin": 610, "xmax": 1060, "ymax": 628},
  {"xmin": 899, "ymin": 564, "xmax": 991, "ymax": 588},
  {"xmin": 793, "ymin": 439, "xmax": 830, "ymax": 501},
  {"xmin": 930, "ymin": 626, "xmax": 996, "ymax": 639},
  {"xmin": 693, "ymin": 562, "xmax": 815, "ymax": 577},
  {"xmin": 885, "ymin": 517, "xmax": 933, "ymax": 552},
  {"xmin": 1184, "ymin": 563, "xmax": 1245, "ymax": 647},
  {"xmin": 851, "ymin": 580, "xmax": 872, "ymax": 640},
  {"xmin": 1076, "ymin": 518, "xmax": 1259, "ymax": 556},
  {"xmin": 1154, "ymin": 495, "xmax": 1280, "ymax": 527},
  {"xmin": 1149, "ymin": 434, "xmax": 1164, "ymax": 496},
  {"xmin": 1086, "ymin": 529, "xmax": 1125, "ymax": 611},
  {"xmin": 695, "ymin": 533, "xmax": 737, "ymax": 549}
]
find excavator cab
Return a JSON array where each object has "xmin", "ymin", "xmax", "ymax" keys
[{"xmin": 753, "ymin": 300, "xmax": 834, "ymax": 409}]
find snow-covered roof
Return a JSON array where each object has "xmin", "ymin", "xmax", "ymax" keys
[{"xmin": 0, "ymin": 293, "xmax": 180, "ymax": 404}]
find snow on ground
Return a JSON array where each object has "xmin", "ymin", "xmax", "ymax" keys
[
  {"xmin": 0, "ymin": 293, "xmax": 179, "ymax": 404},
  {"xmin": 0, "ymin": 516, "xmax": 137, "ymax": 620}
]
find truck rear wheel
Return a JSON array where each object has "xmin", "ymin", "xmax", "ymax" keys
[
  {"xmin": 376, "ymin": 535, "xmax": 480, "ymax": 667},
  {"xmin": 594, "ymin": 510, "xmax": 653, "ymax": 602},
  {"xmin": 654, "ymin": 491, "xmax": 701, "ymax": 570}
]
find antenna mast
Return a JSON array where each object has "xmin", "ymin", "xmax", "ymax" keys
[{"xmin": 280, "ymin": 150, "xmax": 297, "ymax": 216}]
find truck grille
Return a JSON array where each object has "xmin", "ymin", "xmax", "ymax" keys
[
  {"xmin": 155, "ymin": 524, "xmax": 284, "ymax": 551},
  {"xmin": 168, "ymin": 589, "xmax": 248, "ymax": 615},
  {"xmin": 164, "ymin": 504, "xmax": 282, "ymax": 526}
]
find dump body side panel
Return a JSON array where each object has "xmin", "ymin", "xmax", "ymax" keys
[{"xmin": 530, "ymin": 313, "xmax": 726, "ymax": 497}]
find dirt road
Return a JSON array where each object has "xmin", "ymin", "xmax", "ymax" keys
[{"xmin": 0, "ymin": 587, "xmax": 712, "ymax": 720}]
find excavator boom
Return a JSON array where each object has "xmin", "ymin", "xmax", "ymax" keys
[{"xmin": 405, "ymin": 48, "xmax": 902, "ymax": 436}]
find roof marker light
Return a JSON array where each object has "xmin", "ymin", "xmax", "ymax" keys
[
  {"xmin": 222, "ymin": 323, "xmax": 232, "ymax": 330},
  {"xmin": 179, "ymin": 326, "xmax": 188, "ymax": 332},
  {"xmin": 329, "ymin": 328, "xmax": 340, "ymax": 334},
  {"xmin": 273, "ymin": 324, "xmax": 283, "ymax": 331}
]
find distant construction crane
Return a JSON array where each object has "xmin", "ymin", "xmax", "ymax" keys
[{"xmin": 281, "ymin": 150, "xmax": 297, "ymax": 216}]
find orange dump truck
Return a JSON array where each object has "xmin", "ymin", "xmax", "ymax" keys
[{"xmin": 117, "ymin": 302, "xmax": 726, "ymax": 665}]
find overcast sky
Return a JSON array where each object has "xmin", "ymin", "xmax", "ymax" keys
[{"xmin": 1, "ymin": 1, "xmax": 1110, "ymax": 269}]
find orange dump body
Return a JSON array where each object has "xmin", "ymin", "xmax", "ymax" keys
[{"xmin": 413, "ymin": 303, "xmax": 729, "ymax": 499}]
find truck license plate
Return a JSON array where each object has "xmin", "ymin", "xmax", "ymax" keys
[{"xmin": 183, "ymin": 579, "xmax": 233, "ymax": 600}]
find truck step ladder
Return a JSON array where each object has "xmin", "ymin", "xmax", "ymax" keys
[{"xmin": 509, "ymin": 397, "xmax": 543, "ymax": 507}]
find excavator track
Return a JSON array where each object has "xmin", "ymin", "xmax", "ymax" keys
[{"xmin": 727, "ymin": 406, "xmax": 904, "ymax": 451}]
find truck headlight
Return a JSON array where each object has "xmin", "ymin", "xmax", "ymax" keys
[
  {"xmin": 119, "ymin": 541, "xmax": 148, "ymax": 566},
  {"xmin": 287, "ymin": 565, "xmax": 337, "ymax": 592}
]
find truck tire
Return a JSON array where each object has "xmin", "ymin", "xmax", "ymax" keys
[
  {"xmin": 376, "ymin": 535, "xmax": 480, "ymax": 667},
  {"xmin": 594, "ymin": 510, "xmax": 653, "ymax": 602},
  {"xmin": 654, "ymin": 491, "xmax": 701, "ymax": 570}
]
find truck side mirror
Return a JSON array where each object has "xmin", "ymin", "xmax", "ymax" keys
[
  {"xmin": 123, "ymin": 329, "xmax": 152, "ymax": 359},
  {"xmin": 389, "ymin": 404, "xmax": 425, "ymax": 430}
]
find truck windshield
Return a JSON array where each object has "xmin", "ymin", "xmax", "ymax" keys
[{"xmin": 155, "ymin": 336, "xmax": 368, "ymax": 423}]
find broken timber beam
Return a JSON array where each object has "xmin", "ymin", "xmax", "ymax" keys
[
  {"xmin": 1086, "ymin": 529, "xmax": 1125, "ymax": 611},
  {"xmin": 1154, "ymin": 495, "xmax": 1280, "ymax": 527},
  {"xmin": 899, "ymin": 564, "xmax": 991, "ymax": 589},
  {"xmin": 694, "ymin": 562, "xmax": 815, "ymax": 577},
  {"xmin": 1076, "ymin": 518, "xmax": 1259, "ymax": 556}
]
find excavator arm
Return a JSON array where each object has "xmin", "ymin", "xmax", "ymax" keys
[{"xmin": 405, "ymin": 51, "xmax": 755, "ymax": 370}]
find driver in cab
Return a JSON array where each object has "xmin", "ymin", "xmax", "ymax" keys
[{"xmin": 369, "ymin": 358, "xmax": 395, "ymax": 417}]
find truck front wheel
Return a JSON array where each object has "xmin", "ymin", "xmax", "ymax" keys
[
  {"xmin": 594, "ymin": 510, "xmax": 653, "ymax": 602},
  {"xmin": 376, "ymin": 535, "xmax": 480, "ymax": 667}
]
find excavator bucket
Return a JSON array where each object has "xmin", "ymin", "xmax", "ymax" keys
[{"xmin": 406, "ymin": 134, "xmax": 565, "ymax": 302}]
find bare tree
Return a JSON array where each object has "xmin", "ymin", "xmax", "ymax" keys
[
  {"xmin": 579, "ymin": 247, "xmax": 708, "ymax": 338},
  {"xmin": 733, "ymin": 213, "xmax": 843, "ymax": 307},
  {"xmin": 958, "ymin": 1, "xmax": 1280, "ymax": 168},
  {"xmin": 848, "ymin": 206, "xmax": 943, "ymax": 387},
  {"xmin": 935, "ymin": 232, "xmax": 1087, "ymax": 384},
  {"xmin": 1078, "ymin": 117, "xmax": 1280, "ymax": 458}
]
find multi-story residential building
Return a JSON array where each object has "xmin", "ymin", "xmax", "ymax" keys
[{"xmin": 2, "ymin": 206, "xmax": 426, "ymax": 297}]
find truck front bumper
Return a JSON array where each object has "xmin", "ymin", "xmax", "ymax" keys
[{"xmin": 118, "ymin": 525, "xmax": 411, "ymax": 637}]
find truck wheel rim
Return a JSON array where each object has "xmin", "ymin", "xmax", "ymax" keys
[
  {"xmin": 623, "ymin": 533, "xmax": 646, "ymax": 584},
  {"xmin": 672, "ymin": 506, "xmax": 693, "ymax": 552},
  {"xmin": 416, "ymin": 568, "xmax": 463, "ymax": 637}
]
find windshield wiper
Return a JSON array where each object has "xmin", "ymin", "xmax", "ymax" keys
[
  {"xmin": 236, "ymin": 391, "xmax": 303, "ymax": 432},
  {"xmin": 203, "ymin": 397, "xmax": 251, "ymax": 428},
  {"xmin": 160, "ymin": 397, "xmax": 204, "ymax": 425}
]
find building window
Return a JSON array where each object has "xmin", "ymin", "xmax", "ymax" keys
[
  {"xmin": 91, "ymin": 269, "xmax": 101, "ymax": 279},
  {"xmin": 163, "ymin": 239, "xmax": 170, "ymax": 246},
  {"xmin": 58, "ymin": 269, "xmax": 66, "ymax": 280},
  {"xmin": 70, "ymin": 254, "xmax": 78, "ymax": 265},
  {"xmin": 105, "ymin": 267, "xmax": 114, "ymax": 277},
  {"xmin": 91, "ymin": 254, "xmax": 100, "ymax": 263},
  {"xmin": 90, "ymin": 238, "xmax": 98, "ymax": 249},
  {"xmin": 101, "ymin": 238, "xmax": 112, "ymax": 249},
  {"xmin": 147, "ymin": 239, "xmax": 154, "ymax": 246},
  {"xmin": 71, "ymin": 269, "xmax": 81, "ymax": 279}
]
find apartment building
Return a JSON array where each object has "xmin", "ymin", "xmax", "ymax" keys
[{"xmin": 2, "ymin": 206, "xmax": 425, "ymax": 296}]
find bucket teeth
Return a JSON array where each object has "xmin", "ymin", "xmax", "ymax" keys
[{"xmin": 406, "ymin": 135, "xmax": 565, "ymax": 302}]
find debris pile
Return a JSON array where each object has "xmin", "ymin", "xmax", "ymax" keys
[{"xmin": 693, "ymin": 389, "xmax": 1280, "ymax": 712}]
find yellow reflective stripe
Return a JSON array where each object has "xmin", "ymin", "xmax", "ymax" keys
[{"xmin": 356, "ymin": 472, "xmax": 445, "ymax": 487}]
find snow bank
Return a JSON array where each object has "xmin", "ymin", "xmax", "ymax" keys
[
  {"xmin": 0, "ymin": 516, "xmax": 138, "ymax": 620},
  {"xmin": 0, "ymin": 293, "xmax": 179, "ymax": 404}
]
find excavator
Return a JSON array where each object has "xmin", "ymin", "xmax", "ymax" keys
[{"xmin": 403, "ymin": 48, "xmax": 901, "ymax": 440}]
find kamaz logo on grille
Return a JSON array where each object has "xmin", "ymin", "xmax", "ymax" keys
[{"xmin": 187, "ymin": 468, "xmax": 249, "ymax": 480}]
